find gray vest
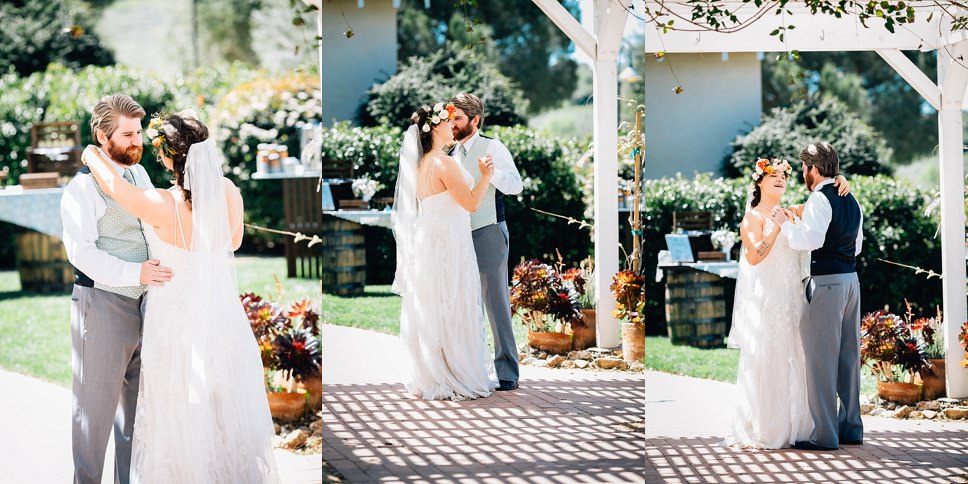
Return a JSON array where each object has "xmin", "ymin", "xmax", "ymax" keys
[
  {"xmin": 460, "ymin": 137, "xmax": 498, "ymax": 231},
  {"xmin": 91, "ymin": 172, "xmax": 149, "ymax": 299}
]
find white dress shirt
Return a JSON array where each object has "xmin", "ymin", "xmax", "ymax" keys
[
  {"xmin": 455, "ymin": 131, "xmax": 523, "ymax": 195},
  {"xmin": 61, "ymin": 160, "xmax": 154, "ymax": 287},
  {"xmin": 781, "ymin": 178, "xmax": 863, "ymax": 255}
]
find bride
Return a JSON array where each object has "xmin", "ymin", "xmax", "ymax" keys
[
  {"xmin": 724, "ymin": 158, "xmax": 849, "ymax": 449},
  {"xmin": 391, "ymin": 102, "xmax": 499, "ymax": 400},
  {"xmin": 81, "ymin": 111, "xmax": 278, "ymax": 482}
]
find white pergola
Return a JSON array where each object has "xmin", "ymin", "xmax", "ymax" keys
[{"xmin": 534, "ymin": 0, "xmax": 968, "ymax": 398}]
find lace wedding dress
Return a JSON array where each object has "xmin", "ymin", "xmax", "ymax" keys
[
  {"xmin": 724, "ymin": 217, "xmax": 813, "ymax": 449},
  {"xmin": 397, "ymin": 159, "xmax": 498, "ymax": 401},
  {"xmin": 131, "ymin": 141, "xmax": 279, "ymax": 482}
]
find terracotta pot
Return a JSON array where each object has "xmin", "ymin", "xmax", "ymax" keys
[
  {"xmin": 266, "ymin": 391, "xmax": 307, "ymax": 422},
  {"xmin": 917, "ymin": 358, "xmax": 946, "ymax": 401},
  {"xmin": 569, "ymin": 309, "xmax": 598, "ymax": 350},
  {"xmin": 621, "ymin": 322, "xmax": 645, "ymax": 364},
  {"xmin": 876, "ymin": 380, "xmax": 921, "ymax": 405},
  {"xmin": 528, "ymin": 330, "xmax": 573, "ymax": 354},
  {"xmin": 297, "ymin": 375, "xmax": 323, "ymax": 411}
]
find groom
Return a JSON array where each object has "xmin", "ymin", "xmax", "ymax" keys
[
  {"xmin": 773, "ymin": 141, "xmax": 864, "ymax": 450},
  {"xmin": 61, "ymin": 93, "xmax": 172, "ymax": 483},
  {"xmin": 449, "ymin": 92, "xmax": 524, "ymax": 391}
]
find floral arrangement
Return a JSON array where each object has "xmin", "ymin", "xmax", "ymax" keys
[
  {"xmin": 710, "ymin": 228, "xmax": 739, "ymax": 253},
  {"xmin": 860, "ymin": 309, "xmax": 929, "ymax": 383},
  {"xmin": 351, "ymin": 176, "xmax": 383, "ymax": 202},
  {"xmin": 420, "ymin": 102, "xmax": 456, "ymax": 133},
  {"xmin": 241, "ymin": 292, "xmax": 321, "ymax": 385},
  {"xmin": 565, "ymin": 256, "xmax": 595, "ymax": 311},
  {"xmin": 145, "ymin": 115, "xmax": 176, "ymax": 157},
  {"xmin": 610, "ymin": 271, "xmax": 646, "ymax": 327},
  {"xmin": 751, "ymin": 158, "xmax": 792, "ymax": 182},
  {"xmin": 510, "ymin": 259, "xmax": 582, "ymax": 332}
]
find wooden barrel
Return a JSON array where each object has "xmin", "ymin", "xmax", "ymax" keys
[
  {"xmin": 321, "ymin": 217, "xmax": 366, "ymax": 296},
  {"xmin": 16, "ymin": 232, "xmax": 73, "ymax": 293},
  {"xmin": 664, "ymin": 268, "xmax": 726, "ymax": 348}
]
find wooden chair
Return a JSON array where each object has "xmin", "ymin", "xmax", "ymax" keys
[
  {"xmin": 320, "ymin": 159, "xmax": 354, "ymax": 180},
  {"xmin": 673, "ymin": 211, "xmax": 712, "ymax": 232}
]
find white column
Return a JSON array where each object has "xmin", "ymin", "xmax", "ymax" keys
[
  {"xmin": 592, "ymin": 54, "xmax": 620, "ymax": 348},
  {"xmin": 937, "ymin": 44, "xmax": 968, "ymax": 398}
]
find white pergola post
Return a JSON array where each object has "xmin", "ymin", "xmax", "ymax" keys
[
  {"xmin": 937, "ymin": 41, "xmax": 968, "ymax": 398},
  {"xmin": 532, "ymin": 0, "xmax": 628, "ymax": 348}
]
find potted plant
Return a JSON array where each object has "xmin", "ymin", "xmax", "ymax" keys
[
  {"xmin": 242, "ymin": 293, "xmax": 322, "ymax": 422},
  {"xmin": 960, "ymin": 321, "xmax": 968, "ymax": 368},
  {"xmin": 561, "ymin": 255, "xmax": 597, "ymax": 350},
  {"xmin": 907, "ymin": 301, "xmax": 945, "ymax": 400},
  {"xmin": 610, "ymin": 270, "xmax": 646, "ymax": 364},
  {"xmin": 510, "ymin": 259, "xmax": 581, "ymax": 354},
  {"xmin": 860, "ymin": 309, "xmax": 929, "ymax": 405}
]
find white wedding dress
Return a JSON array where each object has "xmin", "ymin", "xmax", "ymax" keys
[
  {"xmin": 131, "ymin": 142, "xmax": 279, "ymax": 482},
  {"xmin": 725, "ymin": 217, "xmax": 813, "ymax": 449},
  {"xmin": 397, "ymin": 160, "xmax": 498, "ymax": 401}
]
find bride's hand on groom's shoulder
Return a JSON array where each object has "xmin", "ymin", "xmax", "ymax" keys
[
  {"xmin": 834, "ymin": 174, "xmax": 850, "ymax": 196},
  {"xmin": 81, "ymin": 144, "xmax": 107, "ymax": 166}
]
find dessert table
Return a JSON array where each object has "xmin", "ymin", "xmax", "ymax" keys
[{"xmin": 0, "ymin": 187, "xmax": 73, "ymax": 292}]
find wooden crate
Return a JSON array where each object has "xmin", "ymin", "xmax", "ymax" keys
[
  {"xmin": 28, "ymin": 122, "xmax": 83, "ymax": 177},
  {"xmin": 20, "ymin": 172, "xmax": 60, "ymax": 190}
]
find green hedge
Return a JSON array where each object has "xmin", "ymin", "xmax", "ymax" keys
[
  {"xmin": 637, "ymin": 174, "xmax": 942, "ymax": 334},
  {"xmin": 211, "ymin": 70, "xmax": 322, "ymax": 251},
  {"xmin": 320, "ymin": 123, "xmax": 591, "ymax": 283}
]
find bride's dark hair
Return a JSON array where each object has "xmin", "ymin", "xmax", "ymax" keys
[
  {"xmin": 409, "ymin": 107, "xmax": 435, "ymax": 154},
  {"xmin": 749, "ymin": 182, "xmax": 762, "ymax": 209},
  {"xmin": 156, "ymin": 112, "xmax": 209, "ymax": 209}
]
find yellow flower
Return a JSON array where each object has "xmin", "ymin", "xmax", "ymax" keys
[{"xmin": 151, "ymin": 137, "xmax": 163, "ymax": 148}]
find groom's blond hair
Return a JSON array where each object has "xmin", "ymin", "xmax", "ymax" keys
[
  {"xmin": 799, "ymin": 141, "xmax": 840, "ymax": 177},
  {"xmin": 90, "ymin": 94, "xmax": 146, "ymax": 146}
]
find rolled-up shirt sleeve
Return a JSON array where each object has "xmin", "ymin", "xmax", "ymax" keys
[
  {"xmin": 61, "ymin": 176, "xmax": 142, "ymax": 287},
  {"xmin": 488, "ymin": 140, "xmax": 523, "ymax": 196},
  {"xmin": 782, "ymin": 192, "xmax": 831, "ymax": 252},
  {"xmin": 855, "ymin": 208, "xmax": 864, "ymax": 256}
]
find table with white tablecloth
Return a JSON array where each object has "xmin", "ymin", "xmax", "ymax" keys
[
  {"xmin": 0, "ymin": 187, "xmax": 72, "ymax": 292},
  {"xmin": 655, "ymin": 250, "xmax": 738, "ymax": 349},
  {"xmin": 0, "ymin": 187, "xmax": 65, "ymax": 238}
]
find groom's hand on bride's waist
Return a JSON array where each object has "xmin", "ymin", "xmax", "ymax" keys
[{"xmin": 140, "ymin": 259, "xmax": 173, "ymax": 286}]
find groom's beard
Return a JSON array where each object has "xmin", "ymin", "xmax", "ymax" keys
[
  {"xmin": 803, "ymin": 170, "xmax": 816, "ymax": 191},
  {"xmin": 453, "ymin": 123, "xmax": 475, "ymax": 143},
  {"xmin": 104, "ymin": 142, "xmax": 143, "ymax": 167}
]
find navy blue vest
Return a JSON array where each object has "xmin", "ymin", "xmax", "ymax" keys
[{"xmin": 811, "ymin": 183, "xmax": 861, "ymax": 276}]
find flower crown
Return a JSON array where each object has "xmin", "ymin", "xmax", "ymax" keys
[
  {"xmin": 420, "ymin": 102, "xmax": 456, "ymax": 133},
  {"xmin": 145, "ymin": 114, "xmax": 176, "ymax": 156},
  {"xmin": 751, "ymin": 158, "xmax": 792, "ymax": 182}
]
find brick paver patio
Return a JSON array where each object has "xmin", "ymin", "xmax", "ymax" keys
[
  {"xmin": 321, "ymin": 324, "xmax": 646, "ymax": 482},
  {"xmin": 645, "ymin": 371, "xmax": 968, "ymax": 483}
]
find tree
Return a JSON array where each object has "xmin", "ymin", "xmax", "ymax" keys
[
  {"xmin": 762, "ymin": 51, "xmax": 938, "ymax": 164},
  {"xmin": 0, "ymin": 0, "xmax": 114, "ymax": 77},
  {"xmin": 361, "ymin": 45, "xmax": 529, "ymax": 127},
  {"xmin": 397, "ymin": 0, "xmax": 580, "ymax": 113}
]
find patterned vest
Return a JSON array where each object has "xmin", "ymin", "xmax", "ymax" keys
[
  {"xmin": 460, "ymin": 136, "xmax": 502, "ymax": 231},
  {"xmin": 83, "ymin": 167, "xmax": 149, "ymax": 298}
]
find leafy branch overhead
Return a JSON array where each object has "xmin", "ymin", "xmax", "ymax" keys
[{"xmin": 640, "ymin": 1, "xmax": 967, "ymax": 38}]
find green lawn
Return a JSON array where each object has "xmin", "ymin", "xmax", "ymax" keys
[
  {"xmin": 323, "ymin": 284, "xmax": 529, "ymax": 348},
  {"xmin": 646, "ymin": 336, "xmax": 878, "ymax": 396},
  {"xmin": 0, "ymin": 256, "xmax": 318, "ymax": 388}
]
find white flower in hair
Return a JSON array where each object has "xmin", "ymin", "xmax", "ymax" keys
[
  {"xmin": 755, "ymin": 166, "xmax": 763, "ymax": 175},
  {"xmin": 145, "ymin": 128, "xmax": 158, "ymax": 139},
  {"xmin": 433, "ymin": 102, "xmax": 444, "ymax": 112},
  {"xmin": 422, "ymin": 124, "xmax": 431, "ymax": 133},
  {"xmin": 431, "ymin": 115, "xmax": 440, "ymax": 124}
]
